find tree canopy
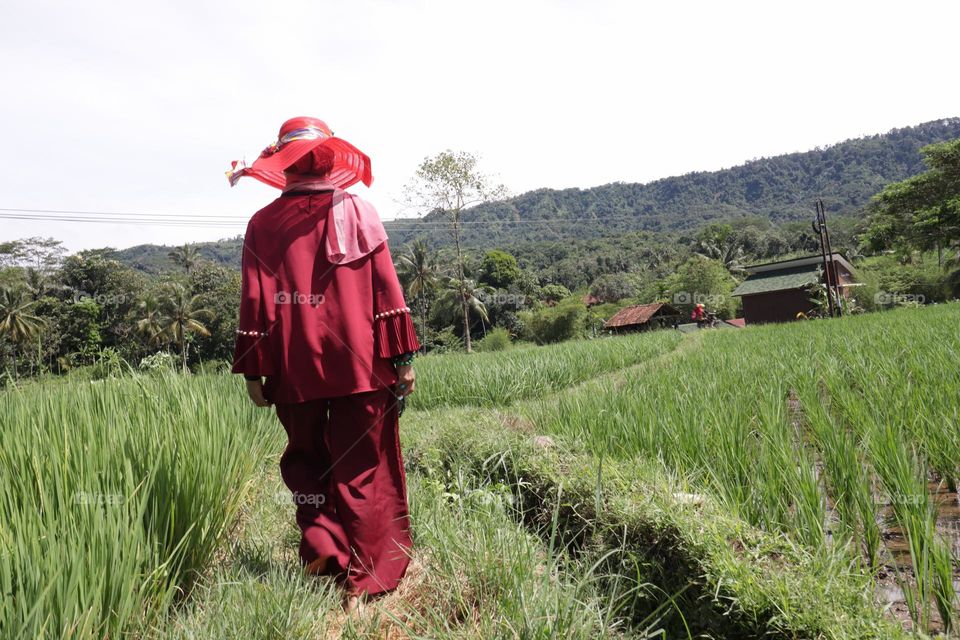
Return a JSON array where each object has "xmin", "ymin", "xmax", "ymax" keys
[{"xmin": 866, "ymin": 137, "xmax": 960, "ymax": 265}]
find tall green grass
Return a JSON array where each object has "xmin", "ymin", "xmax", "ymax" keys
[
  {"xmin": 4, "ymin": 305, "xmax": 956, "ymax": 636},
  {"xmin": 0, "ymin": 373, "xmax": 277, "ymax": 638},
  {"xmin": 158, "ymin": 468, "xmax": 648, "ymax": 640},
  {"xmin": 530, "ymin": 304, "xmax": 960, "ymax": 634},
  {"xmin": 0, "ymin": 329, "xmax": 677, "ymax": 637},
  {"xmin": 411, "ymin": 331, "xmax": 681, "ymax": 410}
]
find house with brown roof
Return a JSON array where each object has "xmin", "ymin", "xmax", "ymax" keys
[
  {"xmin": 731, "ymin": 253, "xmax": 857, "ymax": 324},
  {"xmin": 604, "ymin": 302, "xmax": 682, "ymax": 333}
]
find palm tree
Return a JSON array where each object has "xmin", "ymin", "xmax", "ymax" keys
[
  {"xmin": 0, "ymin": 286, "xmax": 46, "ymax": 378},
  {"xmin": 23, "ymin": 268, "xmax": 48, "ymax": 300},
  {"xmin": 437, "ymin": 277, "xmax": 491, "ymax": 350},
  {"xmin": 159, "ymin": 283, "xmax": 214, "ymax": 372},
  {"xmin": 397, "ymin": 239, "xmax": 439, "ymax": 345},
  {"xmin": 695, "ymin": 238, "xmax": 747, "ymax": 275},
  {"xmin": 136, "ymin": 293, "xmax": 168, "ymax": 349},
  {"xmin": 168, "ymin": 244, "xmax": 202, "ymax": 274}
]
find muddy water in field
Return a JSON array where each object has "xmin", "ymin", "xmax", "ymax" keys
[
  {"xmin": 787, "ymin": 390, "xmax": 959, "ymax": 630},
  {"xmin": 879, "ymin": 484, "xmax": 960, "ymax": 567},
  {"xmin": 820, "ymin": 480, "xmax": 960, "ymax": 629},
  {"xmin": 871, "ymin": 483, "xmax": 960, "ymax": 633}
]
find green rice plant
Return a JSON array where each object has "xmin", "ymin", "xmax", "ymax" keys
[
  {"xmin": 0, "ymin": 372, "xmax": 278, "ymax": 638},
  {"xmin": 403, "ymin": 403, "xmax": 913, "ymax": 638},
  {"xmin": 528, "ymin": 304, "xmax": 960, "ymax": 634},
  {"xmin": 930, "ymin": 531, "xmax": 957, "ymax": 635},
  {"xmin": 798, "ymin": 384, "xmax": 881, "ymax": 568},
  {"xmin": 411, "ymin": 331, "xmax": 680, "ymax": 411},
  {"xmin": 760, "ymin": 387, "xmax": 825, "ymax": 548},
  {"xmin": 866, "ymin": 416, "xmax": 950, "ymax": 632}
]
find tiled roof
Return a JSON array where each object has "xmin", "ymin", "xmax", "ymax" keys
[
  {"xmin": 745, "ymin": 253, "xmax": 856, "ymax": 276},
  {"xmin": 604, "ymin": 302, "xmax": 679, "ymax": 328},
  {"xmin": 731, "ymin": 264, "xmax": 820, "ymax": 297}
]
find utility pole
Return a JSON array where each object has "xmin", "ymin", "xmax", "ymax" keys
[{"xmin": 812, "ymin": 199, "xmax": 839, "ymax": 317}]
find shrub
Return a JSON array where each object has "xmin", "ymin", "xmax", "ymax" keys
[
  {"xmin": 139, "ymin": 351, "xmax": 178, "ymax": 373},
  {"xmin": 475, "ymin": 327, "xmax": 512, "ymax": 352},
  {"xmin": 521, "ymin": 299, "xmax": 588, "ymax": 344},
  {"xmin": 89, "ymin": 348, "xmax": 128, "ymax": 380},
  {"xmin": 429, "ymin": 326, "xmax": 464, "ymax": 354}
]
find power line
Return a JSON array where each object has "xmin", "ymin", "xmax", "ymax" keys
[
  {"xmin": 0, "ymin": 214, "xmax": 245, "ymax": 229},
  {"xmin": 0, "ymin": 206, "xmax": 667, "ymax": 229},
  {"xmin": 0, "ymin": 208, "xmax": 243, "ymax": 220}
]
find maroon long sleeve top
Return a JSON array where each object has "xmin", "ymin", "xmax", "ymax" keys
[{"xmin": 231, "ymin": 190, "xmax": 419, "ymax": 403}]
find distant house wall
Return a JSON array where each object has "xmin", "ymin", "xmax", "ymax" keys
[
  {"xmin": 641, "ymin": 314, "xmax": 681, "ymax": 331},
  {"xmin": 741, "ymin": 289, "xmax": 813, "ymax": 324},
  {"xmin": 835, "ymin": 265, "xmax": 855, "ymax": 297},
  {"xmin": 821, "ymin": 261, "xmax": 855, "ymax": 298},
  {"xmin": 739, "ymin": 257, "xmax": 858, "ymax": 324}
]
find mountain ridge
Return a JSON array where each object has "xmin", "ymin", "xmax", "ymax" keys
[
  {"xmin": 385, "ymin": 117, "xmax": 960, "ymax": 247},
  {"xmin": 112, "ymin": 117, "xmax": 960, "ymax": 271}
]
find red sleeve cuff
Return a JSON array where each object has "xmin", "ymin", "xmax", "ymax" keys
[{"xmin": 375, "ymin": 312, "xmax": 420, "ymax": 358}]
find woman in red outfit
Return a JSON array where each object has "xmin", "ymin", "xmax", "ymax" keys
[{"xmin": 227, "ymin": 117, "xmax": 419, "ymax": 609}]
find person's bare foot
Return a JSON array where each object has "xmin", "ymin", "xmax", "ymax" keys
[
  {"xmin": 343, "ymin": 593, "xmax": 365, "ymax": 616},
  {"xmin": 304, "ymin": 556, "xmax": 329, "ymax": 576}
]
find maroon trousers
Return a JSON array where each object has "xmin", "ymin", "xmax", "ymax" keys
[{"xmin": 274, "ymin": 388, "xmax": 412, "ymax": 595}]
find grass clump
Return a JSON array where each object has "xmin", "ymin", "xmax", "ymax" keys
[
  {"xmin": 412, "ymin": 330, "xmax": 680, "ymax": 410},
  {"xmin": 0, "ymin": 372, "xmax": 277, "ymax": 638}
]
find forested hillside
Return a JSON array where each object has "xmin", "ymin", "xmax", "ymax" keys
[
  {"xmin": 112, "ymin": 117, "xmax": 960, "ymax": 274},
  {"xmin": 4, "ymin": 120, "xmax": 959, "ymax": 379},
  {"xmin": 386, "ymin": 117, "xmax": 960, "ymax": 246},
  {"xmin": 113, "ymin": 236, "xmax": 244, "ymax": 274}
]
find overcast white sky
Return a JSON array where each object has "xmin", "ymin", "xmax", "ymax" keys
[{"xmin": 1, "ymin": 0, "xmax": 958, "ymax": 252}]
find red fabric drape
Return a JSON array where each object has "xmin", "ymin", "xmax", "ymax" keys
[
  {"xmin": 232, "ymin": 191, "xmax": 419, "ymax": 402},
  {"xmin": 275, "ymin": 388, "xmax": 411, "ymax": 595}
]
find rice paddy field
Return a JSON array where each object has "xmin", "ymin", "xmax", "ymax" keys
[
  {"xmin": 528, "ymin": 304, "xmax": 960, "ymax": 634},
  {"xmin": 1, "ymin": 303, "xmax": 958, "ymax": 638}
]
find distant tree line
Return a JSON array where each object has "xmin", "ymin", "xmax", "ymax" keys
[
  {"xmin": 865, "ymin": 137, "xmax": 960, "ymax": 293},
  {"xmin": 0, "ymin": 240, "xmax": 238, "ymax": 381}
]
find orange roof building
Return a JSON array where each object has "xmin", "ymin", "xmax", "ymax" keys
[{"xmin": 604, "ymin": 302, "xmax": 682, "ymax": 332}]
